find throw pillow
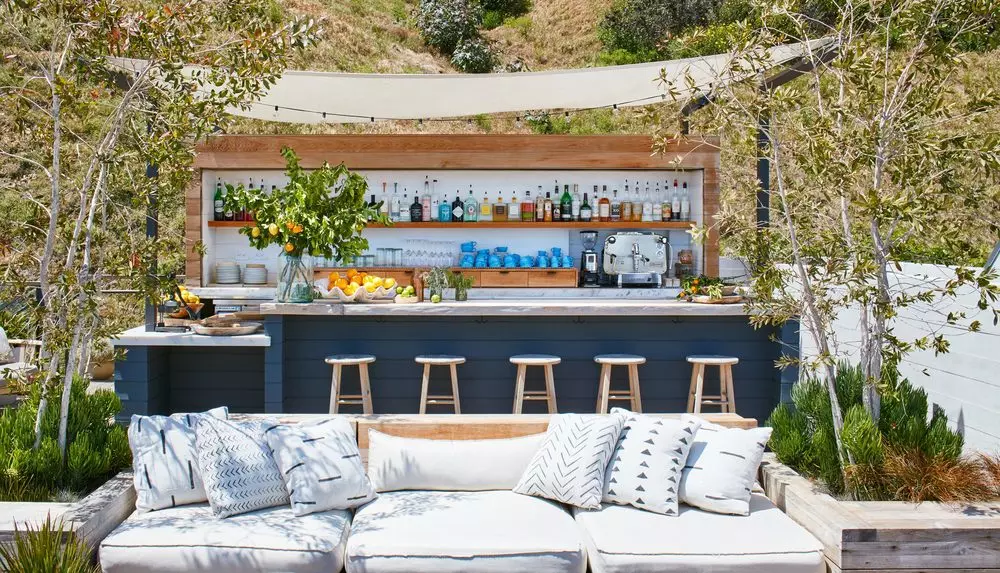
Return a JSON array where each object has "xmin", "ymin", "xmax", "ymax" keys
[
  {"xmin": 128, "ymin": 407, "xmax": 229, "ymax": 512},
  {"xmin": 0, "ymin": 327, "xmax": 13, "ymax": 364},
  {"xmin": 196, "ymin": 416, "xmax": 290, "ymax": 518},
  {"xmin": 265, "ymin": 418, "xmax": 376, "ymax": 516},
  {"xmin": 678, "ymin": 414, "xmax": 772, "ymax": 515},
  {"xmin": 513, "ymin": 413, "xmax": 623, "ymax": 509},
  {"xmin": 602, "ymin": 409, "xmax": 702, "ymax": 515}
]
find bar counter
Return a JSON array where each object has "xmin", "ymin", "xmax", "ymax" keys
[{"xmin": 259, "ymin": 299, "xmax": 748, "ymax": 317}]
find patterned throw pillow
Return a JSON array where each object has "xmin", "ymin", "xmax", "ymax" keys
[
  {"xmin": 514, "ymin": 414, "xmax": 623, "ymax": 509},
  {"xmin": 196, "ymin": 416, "xmax": 290, "ymax": 518},
  {"xmin": 265, "ymin": 418, "xmax": 376, "ymax": 516},
  {"xmin": 128, "ymin": 407, "xmax": 229, "ymax": 512},
  {"xmin": 678, "ymin": 414, "xmax": 773, "ymax": 515},
  {"xmin": 602, "ymin": 409, "xmax": 702, "ymax": 515}
]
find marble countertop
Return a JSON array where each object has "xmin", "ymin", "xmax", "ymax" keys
[
  {"xmin": 113, "ymin": 326, "xmax": 271, "ymax": 347},
  {"xmin": 190, "ymin": 286, "xmax": 687, "ymax": 301},
  {"xmin": 260, "ymin": 299, "xmax": 747, "ymax": 317}
]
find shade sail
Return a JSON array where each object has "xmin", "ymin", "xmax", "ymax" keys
[{"xmin": 110, "ymin": 39, "xmax": 833, "ymax": 124}]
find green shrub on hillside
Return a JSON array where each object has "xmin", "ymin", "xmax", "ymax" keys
[
  {"xmin": 598, "ymin": 0, "xmax": 722, "ymax": 55},
  {"xmin": 451, "ymin": 36, "xmax": 497, "ymax": 72},
  {"xmin": 481, "ymin": 0, "xmax": 531, "ymax": 16},
  {"xmin": 417, "ymin": 0, "xmax": 483, "ymax": 54}
]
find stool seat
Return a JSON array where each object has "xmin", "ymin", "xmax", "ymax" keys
[
  {"xmin": 594, "ymin": 354, "xmax": 646, "ymax": 365},
  {"xmin": 686, "ymin": 355, "xmax": 739, "ymax": 366},
  {"xmin": 510, "ymin": 354, "xmax": 561, "ymax": 366},
  {"xmin": 415, "ymin": 355, "xmax": 466, "ymax": 365},
  {"xmin": 326, "ymin": 354, "xmax": 376, "ymax": 365}
]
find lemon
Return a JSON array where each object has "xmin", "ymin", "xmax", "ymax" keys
[
  {"xmin": 431, "ymin": 294, "xmax": 441, "ymax": 303},
  {"xmin": 383, "ymin": 278, "xmax": 396, "ymax": 289},
  {"xmin": 364, "ymin": 284, "xmax": 377, "ymax": 293},
  {"xmin": 251, "ymin": 227, "xmax": 260, "ymax": 238},
  {"xmin": 268, "ymin": 223, "xmax": 278, "ymax": 236}
]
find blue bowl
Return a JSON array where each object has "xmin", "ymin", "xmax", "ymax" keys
[{"xmin": 495, "ymin": 246, "xmax": 508, "ymax": 253}]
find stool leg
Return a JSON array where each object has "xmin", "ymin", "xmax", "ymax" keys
[
  {"xmin": 419, "ymin": 363, "xmax": 431, "ymax": 415},
  {"xmin": 513, "ymin": 364, "xmax": 526, "ymax": 414},
  {"xmin": 359, "ymin": 363, "xmax": 373, "ymax": 415},
  {"xmin": 724, "ymin": 364, "xmax": 736, "ymax": 414},
  {"xmin": 597, "ymin": 364, "xmax": 611, "ymax": 414},
  {"xmin": 692, "ymin": 364, "xmax": 706, "ymax": 414},
  {"xmin": 329, "ymin": 364, "xmax": 342, "ymax": 414},
  {"xmin": 544, "ymin": 365, "xmax": 558, "ymax": 414},
  {"xmin": 628, "ymin": 364, "xmax": 642, "ymax": 413},
  {"xmin": 449, "ymin": 363, "xmax": 461, "ymax": 415},
  {"xmin": 718, "ymin": 365, "xmax": 728, "ymax": 413},
  {"xmin": 686, "ymin": 364, "xmax": 698, "ymax": 413}
]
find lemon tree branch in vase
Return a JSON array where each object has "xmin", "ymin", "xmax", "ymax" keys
[{"xmin": 223, "ymin": 147, "xmax": 389, "ymax": 302}]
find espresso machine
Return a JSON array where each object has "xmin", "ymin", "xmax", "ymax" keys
[
  {"xmin": 602, "ymin": 232, "xmax": 670, "ymax": 288},
  {"xmin": 579, "ymin": 230, "xmax": 601, "ymax": 287}
]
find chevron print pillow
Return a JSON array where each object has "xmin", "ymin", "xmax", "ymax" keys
[
  {"xmin": 196, "ymin": 416, "xmax": 290, "ymax": 518},
  {"xmin": 128, "ymin": 407, "xmax": 229, "ymax": 512},
  {"xmin": 513, "ymin": 414, "xmax": 623, "ymax": 509},
  {"xmin": 602, "ymin": 409, "xmax": 702, "ymax": 515},
  {"xmin": 678, "ymin": 414, "xmax": 773, "ymax": 515},
  {"xmin": 265, "ymin": 418, "xmax": 376, "ymax": 516}
]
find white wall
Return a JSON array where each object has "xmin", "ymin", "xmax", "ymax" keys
[{"xmin": 802, "ymin": 262, "xmax": 1000, "ymax": 453}]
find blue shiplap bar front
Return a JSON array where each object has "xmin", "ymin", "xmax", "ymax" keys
[{"xmin": 116, "ymin": 311, "xmax": 797, "ymax": 424}]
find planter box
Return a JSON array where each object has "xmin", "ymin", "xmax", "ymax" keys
[{"xmin": 760, "ymin": 454, "xmax": 1000, "ymax": 572}]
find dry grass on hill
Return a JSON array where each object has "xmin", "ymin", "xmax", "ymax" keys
[{"xmin": 484, "ymin": 0, "xmax": 614, "ymax": 70}]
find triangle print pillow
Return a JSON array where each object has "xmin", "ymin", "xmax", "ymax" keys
[{"xmin": 602, "ymin": 410, "xmax": 702, "ymax": 515}]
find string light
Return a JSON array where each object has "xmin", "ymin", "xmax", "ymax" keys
[
  {"xmin": 515, "ymin": 116, "xmax": 522, "ymax": 129},
  {"xmin": 612, "ymin": 104, "xmax": 619, "ymax": 115},
  {"xmin": 563, "ymin": 111, "xmax": 570, "ymax": 124},
  {"xmin": 416, "ymin": 118, "xmax": 424, "ymax": 131}
]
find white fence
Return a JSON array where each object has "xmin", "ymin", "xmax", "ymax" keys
[{"xmin": 800, "ymin": 262, "xmax": 1000, "ymax": 454}]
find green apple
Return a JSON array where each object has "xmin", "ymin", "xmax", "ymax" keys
[{"xmin": 431, "ymin": 294, "xmax": 441, "ymax": 303}]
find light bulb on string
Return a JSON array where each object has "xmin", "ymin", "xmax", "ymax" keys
[
  {"xmin": 563, "ymin": 111, "xmax": 570, "ymax": 124},
  {"xmin": 612, "ymin": 104, "xmax": 620, "ymax": 116},
  {"xmin": 417, "ymin": 119, "xmax": 424, "ymax": 131},
  {"xmin": 515, "ymin": 116, "xmax": 522, "ymax": 129}
]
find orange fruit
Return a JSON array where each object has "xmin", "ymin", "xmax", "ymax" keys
[
  {"xmin": 293, "ymin": 224, "xmax": 303, "ymax": 234},
  {"xmin": 329, "ymin": 271, "xmax": 341, "ymax": 281},
  {"xmin": 284, "ymin": 242, "xmax": 294, "ymax": 253},
  {"xmin": 346, "ymin": 269, "xmax": 358, "ymax": 278},
  {"xmin": 335, "ymin": 278, "xmax": 349, "ymax": 290},
  {"xmin": 350, "ymin": 275, "xmax": 362, "ymax": 285}
]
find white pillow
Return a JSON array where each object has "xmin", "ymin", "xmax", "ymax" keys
[
  {"xmin": 0, "ymin": 327, "xmax": 13, "ymax": 364},
  {"xmin": 603, "ymin": 409, "xmax": 702, "ymax": 515},
  {"xmin": 128, "ymin": 407, "xmax": 228, "ymax": 512},
  {"xmin": 367, "ymin": 430, "xmax": 546, "ymax": 492},
  {"xmin": 196, "ymin": 416, "xmax": 290, "ymax": 518},
  {"xmin": 678, "ymin": 414, "xmax": 772, "ymax": 515},
  {"xmin": 514, "ymin": 414, "xmax": 623, "ymax": 509},
  {"xmin": 265, "ymin": 418, "xmax": 376, "ymax": 515}
]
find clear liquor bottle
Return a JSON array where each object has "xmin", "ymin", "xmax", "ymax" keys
[
  {"xmin": 464, "ymin": 186, "xmax": 478, "ymax": 222},
  {"xmin": 508, "ymin": 192, "xmax": 520, "ymax": 222},
  {"xmin": 671, "ymin": 179, "xmax": 681, "ymax": 221},
  {"xmin": 480, "ymin": 192, "xmax": 493, "ymax": 222},
  {"xmin": 642, "ymin": 182, "xmax": 652, "ymax": 222},
  {"xmin": 571, "ymin": 184, "xmax": 581, "ymax": 221},
  {"xmin": 680, "ymin": 182, "xmax": 690, "ymax": 220},
  {"xmin": 610, "ymin": 189, "xmax": 622, "ymax": 222},
  {"xmin": 598, "ymin": 185, "xmax": 611, "ymax": 222},
  {"xmin": 621, "ymin": 181, "xmax": 633, "ymax": 222}
]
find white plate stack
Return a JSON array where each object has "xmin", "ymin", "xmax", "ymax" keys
[
  {"xmin": 243, "ymin": 264, "xmax": 268, "ymax": 285},
  {"xmin": 215, "ymin": 261, "xmax": 241, "ymax": 284}
]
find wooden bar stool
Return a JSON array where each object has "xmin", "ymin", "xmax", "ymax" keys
[
  {"xmin": 510, "ymin": 354, "xmax": 560, "ymax": 414},
  {"xmin": 325, "ymin": 354, "xmax": 375, "ymax": 414},
  {"xmin": 594, "ymin": 354, "xmax": 646, "ymax": 413},
  {"xmin": 415, "ymin": 355, "xmax": 465, "ymax": 414},
  {"xmin": 686, "ymin": 355, "xmax": 739, "ymax": 414}
]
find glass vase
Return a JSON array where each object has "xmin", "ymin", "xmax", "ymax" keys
[
  {"xmin": 276, "ymin": 252, "xmax": 314, "ymax": 303},
  {"xmin": 455, "ymin": 289, "xmax": 468, "ymax": 302}
]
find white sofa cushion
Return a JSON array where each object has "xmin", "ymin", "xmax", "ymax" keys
[
  {"xmin": 603, "ymin": 409, "xmax": 701, "ymax": 515},
  {"xmin": 128, "ymin": 407, "xmax": 228, "ymax": 512},
  {"xmin": 266, "ymin": 418, "xmax": 376, "ymax": 515},
  {"xmin": 367, "ymin": 429, "xmax": 546, "ymax": 492},
  {"xmin": 99, "ymin": 503, "xmax": 350, "ymax": 573},
  {"xmin": 574, "ymin": 494, "xmax": 824, "ymax": 573},
  {"xmin": 514, "ymin": 413, "xmax": 623, "ymax": 508},
  {"xmin": 347, "ymin": 490, "xmax": 586, "ymax": 573},
  {"xmin": 196, "ymin": 416, "xmax": 289, "ymax": 518},
  {"xmin": 678, "ymin": 415, "xmax": 772, "ymax": 515}
]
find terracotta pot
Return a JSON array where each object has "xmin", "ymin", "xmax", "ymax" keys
[{"xmin": 89, "ymin": 361, "xmax": 115, "ymax": 381}]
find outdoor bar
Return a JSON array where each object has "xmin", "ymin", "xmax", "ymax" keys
[{"xmin": 113, "ymin": 134, "xmax": 796, "ymax": 422}]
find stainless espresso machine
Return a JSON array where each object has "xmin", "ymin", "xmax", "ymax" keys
[
  {"xmin": 602, "ymin": 232, "xmax": 670, "ymax": 287},
  {"xmin": 579, "ymin": 230, "xmax": 601, "ymax": 287}
]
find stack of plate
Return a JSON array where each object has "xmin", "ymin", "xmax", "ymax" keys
[
  {"xmin": 215, "ymin": 261, "xmax": 241, "ymax": 284},
  {"xmin": 243, "ymin": 264, "xmax": 268, "ymax": 285}
]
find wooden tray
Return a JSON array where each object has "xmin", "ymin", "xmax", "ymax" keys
[
  {"xmin": 191, "ymin": 322, "xmax": 262, "ymax": 336},
  {"xmin": 692, "ymin": 295, "xmax": 743, "ymax": 304}
]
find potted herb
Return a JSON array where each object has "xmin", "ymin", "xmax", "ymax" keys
[
  {"xmin": 421, "ymin": 267, "xmax": 450, "ymax": 303},
  {"xmin": 448, "ymin": 271, "xmax": 475, "ymax": 301},
  {"xmin": 224, "ymin": 147, "xmax": 388, "ymax": 302}
]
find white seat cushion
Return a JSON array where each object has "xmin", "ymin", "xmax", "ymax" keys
[
  {"xmin": 100, "ymin": 503, "xmax": 350, "ymax": 573},
  {"xmin": 347, "ymin": 490, "xmax": 586, "ymax": 573},
  {"xmin": 574, "ymin": 494, "xmax": 824, "ymax": 573}
]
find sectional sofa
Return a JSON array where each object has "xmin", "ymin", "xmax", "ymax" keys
[{"xmin": 99, "ymin": 414, "xmax": 824, "ymax": 573}]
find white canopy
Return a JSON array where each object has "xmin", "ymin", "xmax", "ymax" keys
[{"xmin": 110, "ymin": 39, "xmax": 832, "ymax": 124}]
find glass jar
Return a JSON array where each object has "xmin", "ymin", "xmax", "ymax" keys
[{"xmin": 276, "ymin": 252, "xmax": 314, "ymax": 303}]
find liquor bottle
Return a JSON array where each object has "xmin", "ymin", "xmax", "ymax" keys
[
  {"xmin": 421, "ymin": 179, "xmax": 431, "ymax": 222},
  {"xmin": 681, "ymin": 182, "xmax": 690, "ymax": 220},
  {"xmin": 368, "ymin": 194, "xmax": 378, "ymax": 222},
  {"xmin": 610, "ymin": 189, "xmax": 622, "ymax": 222},
  {"xmin": 642, "ymin": 182, "xmax": 653, "ymax": 222},
  {"xmin": 508, "ymin": 193, "xmax": 520, "ymax": 222},
  {"xmin": 560, "ymin": 185, "xmax": 573, "ymax": 222},
  {"xmin": 213, "ymin": 178, "xmax": 224, "ymax": 221},
  {"xmin": 571, "ymin": 184, "xmax": 581, "ymax": 221},
  {"xmin": 390, "ymin": 182, "xmax": 401, "ymax": 222},
  {"xmin": 522, "ymin": 190, "xmax": 535, "ymax": 222},
  {"xmin": 632, "ymin": 180, "xmax": 643, "ymax": 222},
  {"xmin": 671, "ymin": 180, "xmax": 681, "ymax": 221},
  {"xmin": 653, "ymin": 183, "xmax": 663, "ymax": 221},
  {"xmin": 429, "ymin": 179, "xmax": 439, "ymax": 222},
  {"xmin": 493, "ymin": 193, "xmax": 508, "ymax": 222},
  {"xmin": 451, "ymin": 193, "xmax": 464, "ymax": 223},
  {"xmin": 598, "ymin": 185, "xmax": 611, "ymax": 222},
  {"xmin": 535, "ymin": 186, "xmax": 545, "ymax": 221},
  {"xmin": 400, "ymin": 192, "xmax": 412, "ymax": 222},
  {"xmin": 662, "ymin": 188, "xmax": 673, "ymax": 222},
  {"xmin": 409, "ymin": 192, "xmax": 422, "ymax": 223},
  {"xmin": 551, "ymin": 181, "xmax": 561, "ymax": 221},
  {"xmin": 464, "ymin": 186, "xmax": 478, "ymax": 222},
  {"xmin": 439, "ymin": 194, "xmax": 453, "ymax": 222},
  {"xmin": 621, "ymin": 181, "xmax": 633, "ymax": 222},
  {"xmin": 580, "ymin": 193, "xmax": 593, "ymax": 222},
  {"xmin": 543, "ymin": 192, "xmax": 553, "ymax": 222},
  {"xmin": 223, "ymin": 179, "xmax": 235, "ymax": 221},
  {"xmin": 480, "ymin": 192, "xmax": 493, "ymax": 222}
]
